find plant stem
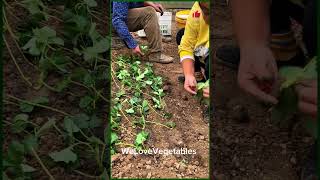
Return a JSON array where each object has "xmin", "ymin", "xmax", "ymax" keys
[
  {"xmin": 73, "ymin": 170, "xmax": 99, "ymax": 179},
  {"xmin": 100, "ymin": 145, "xmax": 106, "ymax": 168},
  {"xmin": 3, "ymin": 99, "xmax": 19, "ymax": 106},
  {"xmin": 4, "ymin": 36, "xmax": 33, "ymax": 87},
  {"xmin": 6, "ymin": 94, "xmax": 70, "ymax": 116},
  {"xmin": 148, "ymin": 103, "xmax": 165, "ymax": 119},
  {"xmin": 111, "ymin": 66, "xmax": 120, "ymax": 89},
  {"xmin": 70, "ymin": 80, "xmax": 109, "ymax": 103},
  {"xmin": 42, "ymin": 81, "xmax": 60, "ymax": 92},
  {"xmin": 119, "ymin": 109, "xmax": 131, "ymax": 123},
  {"xmin": 3, "ymin": 8, "xmax": 39, "ymax": 69},
  {"xmin": 31, "ymin": 148, "xmax": 55, "ymax": 180}
]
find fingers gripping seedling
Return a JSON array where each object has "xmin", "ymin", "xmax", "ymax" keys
[
  {"xmin": 271, "ymin": 57, "xmax": 317, "ymax": 138},
  {"xmin": 195, "ymin": 80, "xmax": 210, "ymax": 104}
]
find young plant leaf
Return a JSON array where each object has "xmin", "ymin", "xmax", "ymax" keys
[
  {"xmin": 63, "ymin": 117, "xmax": 80, "ymax": 134},
  {"xmin": 12, "ymin": 114, "xmax": 29, "ymax": 133},
  {"xmin": 197, "ymin": 80, "xmax": 209, "ymax": 91},
  {"xmin": 20, "ymin": 103, "xmax": 34, "ymax": 113},
  {"xmin": 135, "ymin": 131, "xmax": 149, "ymax": 146},
  {"xmin": 19, "ymin": 96, "xmax": 49, "ymax": 113},
  {"xmin": 71, "ymin": 114, "xmax": 90, "ymax": 129},
  {"xmin": 279, "ymin": 67, "xmax": 304, "ymax": 90},
  {"xmin": 125, "ymin": 108, "xmax": 135, "ymax": 114},
  {"xmin": 271, "ymin": 87, "xmax": 298, "ymax": 126},
  {"xmin": 49, "ymin": 147, "xmax": 77, "ymax": 163},
  {"xmin": 6, "ymin": 141, "xmax": 25, "ymax": 165},
  {"xmin": 22, "ymin": 135, "xmax": 38, "ymax": 153},
  {"xmin": 21, "ymin": 164, "xmax": 37, "ymax": 173},
  {"xmin": 165, "ymin": 121, "xmax": 176, "ymax": 128},
  {"xmin": 36, "ymin": 118, "xmax": 56, "ymax": 136},
  {"xmin": 111, "ymin": 132, "xmax": 118, "ymax": 144},
  {"xmin": 79, "ymin": 96, "xmax": 93, "ymax": 108}
]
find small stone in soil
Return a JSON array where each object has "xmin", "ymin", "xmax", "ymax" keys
[
  {"xmin": 179, "ymin": 165, "xmax": 186, "ymax": 172},
  {"xmin": 198, "ymin": 136, "xmax": 205, "ymax": 140},
  {"xmin": 141, "ymin": 171, "xmax": 148, "ymax": 177},
  {"xmin": 147, "ymin": 172, "xmax": 152, "ymax": 178},
  {"xmin": 290, "ymin": 157, "xmax": 296, "ymax": 164},
  {"xmin": 146, "ymin": 160, "xmax": 152, "ymax": 165}
]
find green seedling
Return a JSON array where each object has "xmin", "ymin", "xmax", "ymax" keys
[
  {"xmin": 135, "ymin": 131, "xmax": 149, "ymax": 150},
  {"xmin": 5, "ymin": 1, "xmax": 111, "ymax": 178},
  {"xmin": 271, "ymin": 57, "xmax": 317, "ymax": 137},
  {"xmin": 23, "ymin": 26, "xmax": 64, "ymax": 56},
  {"xmin": 140, "ymin": 45, "xmax": 149, "ymax": 54}
]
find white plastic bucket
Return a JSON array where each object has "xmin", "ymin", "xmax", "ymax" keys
[{"xmin": 137, "ymin": 12, "xmax": 172, "ymax": 37}]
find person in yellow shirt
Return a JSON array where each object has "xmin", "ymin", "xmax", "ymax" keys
[{"xmin": 178, "ymin": 2, "xmax": 209, "ymax": 97}]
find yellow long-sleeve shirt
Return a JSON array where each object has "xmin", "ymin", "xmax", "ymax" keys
[{"xmin": 178, "ymin": 2, "xmax": 209, "ymax": 62}]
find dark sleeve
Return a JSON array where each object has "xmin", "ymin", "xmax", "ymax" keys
[{"xmin": 112, "ymin": 2, "xmax": 137, "ymax": 49}]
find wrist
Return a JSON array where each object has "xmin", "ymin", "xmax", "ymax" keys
[{"xmin": 184, "ymin": 73, "xmax": 194, "ymax": 78}]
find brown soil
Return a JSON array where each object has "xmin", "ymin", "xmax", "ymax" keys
[
  {"xmin": 211, "ymin": 3, "xmax": 315, "ymax": 180},
  {"xmin": 110, "ymin": 13, "xmax": 209, "ymax": 179},
  {"xmin": 4, "ymin": 1, "xmax": 109, "ymax": 179}
]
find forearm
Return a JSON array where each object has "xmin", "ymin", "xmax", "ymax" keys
[
  {"xmin": 182, "ymin": 59, "xmax": 195, "ymax": 76},
  {"xmin": 113, "ymin": 23, "xmax": 137, "ymax": 48},
  {"xmin": 112, "ymin": 3, "xmax": 137, "ymax": 49},
  {"xmin": 231, "ymin": 0, "xmax": 270, "ymax": 49}
]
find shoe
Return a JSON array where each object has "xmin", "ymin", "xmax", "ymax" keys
[
  {"xmin": 148, "ymin": 53, "xmax": 174, "ymax": 64},
  {"xmin": 162, "ymin": 36, "xmax": 172, "ymax": 43}
]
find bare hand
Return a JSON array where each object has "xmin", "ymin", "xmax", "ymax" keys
[
  {"xmin": 203, "ymin": 87, "xmax": 209, "ymax": 98},
  {"xmin": 295, "ymin": 79, "xmax": 317, "ymax": 118},
  {"xmin": 238, "ymin": 46, "xmax": 278, "ymax": 104},
  {"xmin": 154, "ymin": 3, "xmax": 164, "ymax": 15},
  {"xmin": 145, "ymin": 2, "xmax": 164, "ymax": 14},
  {"xmin": 184, "ymin": 75, "xmax": 197, "ymax": 95},
  {"xmin": 132, "ymin": 45, "xmax": 144, "ymax": 56}
]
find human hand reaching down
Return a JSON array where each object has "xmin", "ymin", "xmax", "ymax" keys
[
  {"xmin": 238, "ymin": 46, "xmax": 279, "ymax": 104},
  {"xmin": 184, "ymin": 75, "xmax": 197, "ymax": 95},
  {"xmin": 132, "ymin": 45, "xmax": 144, "ymax": 56}
]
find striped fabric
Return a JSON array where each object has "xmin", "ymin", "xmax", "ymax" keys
[{"xmin": 270, "ymin": 31, "xmax": 299, "ymax": 61}]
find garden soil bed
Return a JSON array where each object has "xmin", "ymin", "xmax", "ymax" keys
[
  {"xmin": 110, "ymin": 13, "xmax": 209, "ymax": 179},
  {"xmin": 3, "ymin": 1, "xmax": 109, "ymax": 179}
]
